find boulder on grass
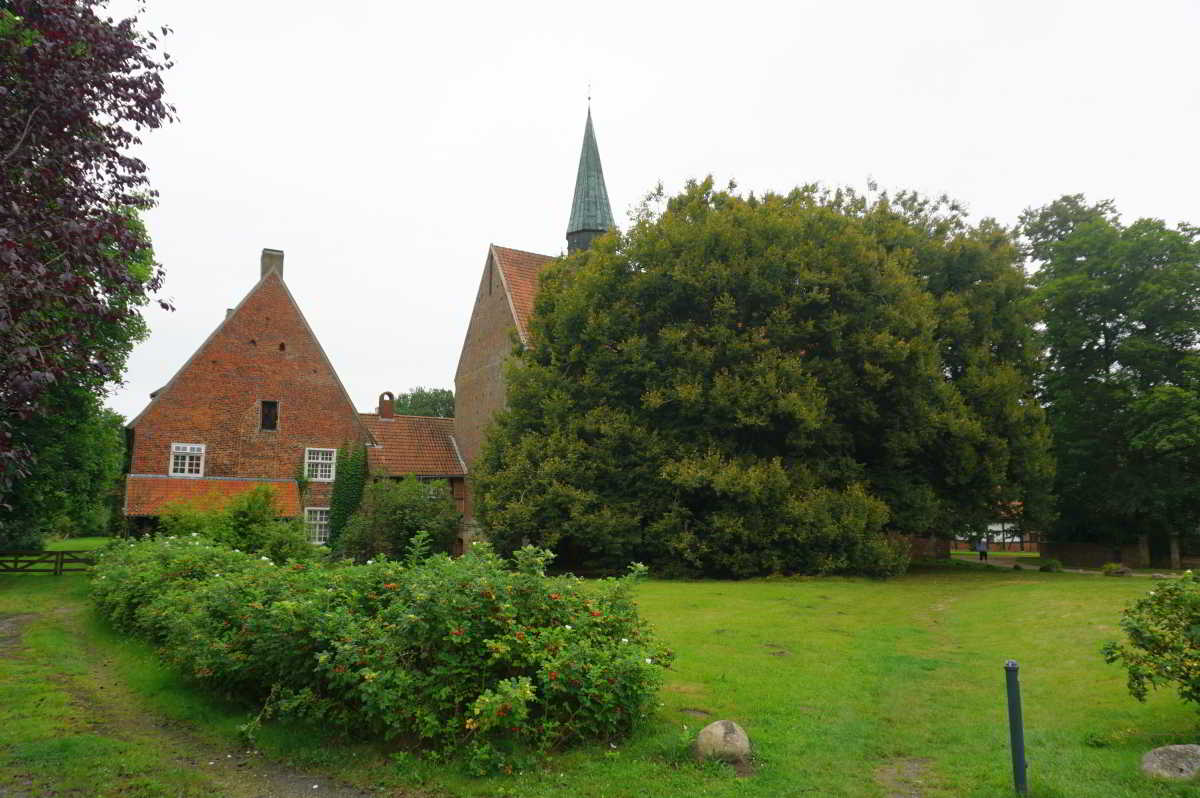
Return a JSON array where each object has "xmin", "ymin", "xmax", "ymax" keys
[
  {"xmin": 694, "ymin": 720, "xmax": 751, "ymax": 764},
  {"xmin": 1142, "ymin": 745, "xmax": 1200, "ymax": 780}
]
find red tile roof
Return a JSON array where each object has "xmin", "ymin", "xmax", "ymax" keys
[
  {"xmin": 360, "ymin": 414, "xmax": 466, "ymax": 477},
  {"xmin": 491, "ymin": 245, "xmax": 555, "ymax": 344},
  {"xmin": 124, "ymin": 475, "xmax": 302, "ymax": 517}
]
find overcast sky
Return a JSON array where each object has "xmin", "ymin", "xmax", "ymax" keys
[{"xmin": 103, "ymin": 0, "xmax": 1200, "ymax": 421}]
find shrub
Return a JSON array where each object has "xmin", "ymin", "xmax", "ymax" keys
[
  {"xmin": 1101, "ymin": 562, "xmax": 1130, "ymax": 577},
  {"xmin": 90, "ymin": 538, "xmax": 669, "ymax": 773},
  {"xmin": 1012, "ymin": 563, "xmax": 1023, "ymax": 571},
  {"xmin": 1103, "ymin": 573, "xmax": 1200, "ymax": 711},
  {"xmin": 333, "ymin": 476, "xmax": 460, "ymax": 563},
  {"xmin": 159, "ymin": 486, "xmax": 315, "ymax": 562},
  {"xmin": 1039, "ymin": 558, "xmax": 1062, "ymax": 572}
]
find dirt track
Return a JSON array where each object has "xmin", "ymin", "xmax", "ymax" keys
[{"xmin": 0, "ymin": 601, "xmax": 416, "ymax": 798}]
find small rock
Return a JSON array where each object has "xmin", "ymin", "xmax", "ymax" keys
[
  {"xmin": 1142, "ymin": 744, "xmax": 1200, "ymax": 780},
  {"xmin": 1152, "ymin": 573, "xmax": 1174, "ymax": 580},
  {"xmin": 694, "ymin": 720, "xmax": 751, "ymax": 764}
]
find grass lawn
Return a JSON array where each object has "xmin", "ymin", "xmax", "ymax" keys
[
  {"xmin": 44, "ymin": 536, "xmax": 114, "ymax": 551},
  {"xmin": 2, "ymin": 566, "xmax": 1199, "ymax": 797}
]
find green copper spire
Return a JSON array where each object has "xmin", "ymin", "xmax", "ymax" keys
[{"xmin": 566, "ymin": 108, "xmax": 615, "ymax": 253}]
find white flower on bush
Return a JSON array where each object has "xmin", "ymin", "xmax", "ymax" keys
[
  {"xmin": 621, "ymin": 638, "xmax": 628, "ymax": 643},
  {"xmin": 564, "ymin": 625, "xmax": 572, "ymax": 630},
  {"xmin": 645, "ymin": 658, "xmax": 652, "ymax": 664}
]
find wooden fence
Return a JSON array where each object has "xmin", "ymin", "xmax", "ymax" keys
[{"xmin": 0, "ymin": 550, "xmax": 96, "ymax": 575}]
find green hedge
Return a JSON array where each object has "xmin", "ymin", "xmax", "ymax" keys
[{"xmin": 90, "ymin": 537, "xmax": 670, "ymax": 773}]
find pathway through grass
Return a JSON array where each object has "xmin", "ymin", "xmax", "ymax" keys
[{"xmin": 0, "ymin": 575, "xmax": 389, "ymax": 797}]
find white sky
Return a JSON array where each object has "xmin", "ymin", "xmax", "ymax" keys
[{"xmin": 104, "ymin": 0, "xmax": 1200, "ymax": 421}]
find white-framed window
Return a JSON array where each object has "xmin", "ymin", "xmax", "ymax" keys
[
  {"xmin": 305, "ymin": 448, "xmax": 336, "ymax": 481},
  {"xmin": 170, "ymin": 443, "xmax": 205, "ymax": 477},
  {"xmin": 305, "ymin": 507, "xmax": 331, "ymax": 545}
]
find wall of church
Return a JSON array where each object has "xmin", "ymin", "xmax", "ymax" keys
[{"xmin": 454, "ymin": 252, "xmax": 520, "ymax": 470}]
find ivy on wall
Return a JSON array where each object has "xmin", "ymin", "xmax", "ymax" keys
[{"xmin": 328, "ymin": 443, "xmax": 367, "ymax": 545}]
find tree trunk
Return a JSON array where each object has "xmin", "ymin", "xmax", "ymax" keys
[
  {"xmin": 1170, "ymin": 533, "xmax": 1182, "ymax": 570},
  {"xmin": 1138, "ymin": 534, "xmax": 1151, "ymax": 569}
]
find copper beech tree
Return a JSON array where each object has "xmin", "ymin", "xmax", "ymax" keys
[{"xmin": 0, "ymin": 1, "xmax": 174, "ymax": 500}]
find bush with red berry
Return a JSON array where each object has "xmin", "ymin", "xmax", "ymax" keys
[{"xmin": 91, "ymin": 535, "xmax": 671, "ymax": 773}]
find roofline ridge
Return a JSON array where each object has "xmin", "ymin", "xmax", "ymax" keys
[
  {"xmin": 449, "ymin": 434, "xmax": 467, "ymax": 474},
  {"xmin": 491, "ymin": 243, "xmax": 555, "ymax": 259},
  {"xmin": 126, "ymin": 267, "xmax": 281, "ymax": 429},
  {"xmin": 363, "ymin": 412, "xmax": 454, "ymax": 421},
  {"xmin": 489, "ymin": 244, "xmax": 527, "ymax": 346}
]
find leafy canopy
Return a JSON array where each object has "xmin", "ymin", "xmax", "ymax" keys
[
  {"xmin": 0, "ymin": 383, "xmax": 126, "ymax": 549},
  {"xmin": 0, "ymin": 1, "xmax": 174, "ymax": 496},
  {"xmin": 333, "ymin": 475, "xmax": 461, "ymax": 563},
  {"xmin": 1022, "ymin": 195, "xmax": 1200, "ymax": 544},
  {"xmin": 393, "ymin": 386, "xmax": 454, "ymax": 418},
  {"xmin": 475, "ymin": 179, "xmax": 1051, "ymax": 577}
]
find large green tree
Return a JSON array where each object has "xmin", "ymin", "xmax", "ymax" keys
[
  {"xmin": 1022, "ymin": 195, "xmax": 1200, "ymax": 559},
  {"xmin": 475, "ymin": 180, "xmax": 1050, "ymax": 577},
  {"xmin": 844, "ymin": 188, "xmax": 1054, "ymax": 537}
]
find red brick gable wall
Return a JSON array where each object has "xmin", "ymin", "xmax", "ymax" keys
[
  {"xmin": 127, "ymin": 271, "xmax": 369, "ymax": 513},
  {"xmin": 454, "ymin": 249, "xmax": 522, "ymax": 468}
]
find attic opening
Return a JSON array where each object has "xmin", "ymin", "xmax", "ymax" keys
[
  {"xmin": 279, "ymin": 342, "xmax": 286, "ymax": 352},
  {"xmin": 261, "ymin": 400, "xmax": 278, "ymax": 431}
]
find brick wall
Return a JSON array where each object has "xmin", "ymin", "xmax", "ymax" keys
[
  {"xmin": 1040, "ymin": 539, "xmax": 1196, "ymax": 569},
  {"xmin": 904, "ymin": 535, "xmax": 951, "ymax": 559},
  {"xmin": 454, "ymin": 251, "xmax": 520, "ymax": 468},
  {"xmin": 128, "ymin": 270, "xmax": 369, "ymax": 513}
]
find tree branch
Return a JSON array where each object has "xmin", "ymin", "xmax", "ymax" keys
[{"xmin": 1, "ymin": 106, "xmax": 41, "ymax": 165}]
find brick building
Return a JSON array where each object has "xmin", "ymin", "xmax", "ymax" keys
[
  {"xmin": 454, "ymin": 108, "xmax": 614, "ymax": 470},
  {"xmin": 123, "ymin": 251, "xmax": 466, "ymax": 544},
  {"xmin": 124, "ymin": 109, "xmax": 606, "ymax": 546}
]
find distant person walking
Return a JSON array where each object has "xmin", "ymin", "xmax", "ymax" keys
[{"xmin": 976, "ymin": 537, "xmax": 989, "ymax": 561}]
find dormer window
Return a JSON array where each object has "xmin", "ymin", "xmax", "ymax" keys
[
  {"xmin": 305, "ymin": 448, "xmax": 336, "ymax": 481},
  {"xmin": 170, "ymin": 443, "xmax": 205, "ymax": 477},
  {"xmin": 261, "ymin": 400, "xmax": 278, "ymax": 431}
]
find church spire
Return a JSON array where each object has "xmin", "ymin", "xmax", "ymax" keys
[{"xmin": 566, "ymin": 107, "xmax": 615, "ymax": 253}]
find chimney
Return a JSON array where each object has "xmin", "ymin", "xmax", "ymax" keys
[
  {"xmin": 225, "ymin": 308, "xmax": 234, "ymax": 320},
  {"xmin": 260, "ymin": 248, "xmax": 284, "ymax": 278},
  {"xmin": 378, "ymin": 391, "xmax": 395, "ymax": 419}
]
